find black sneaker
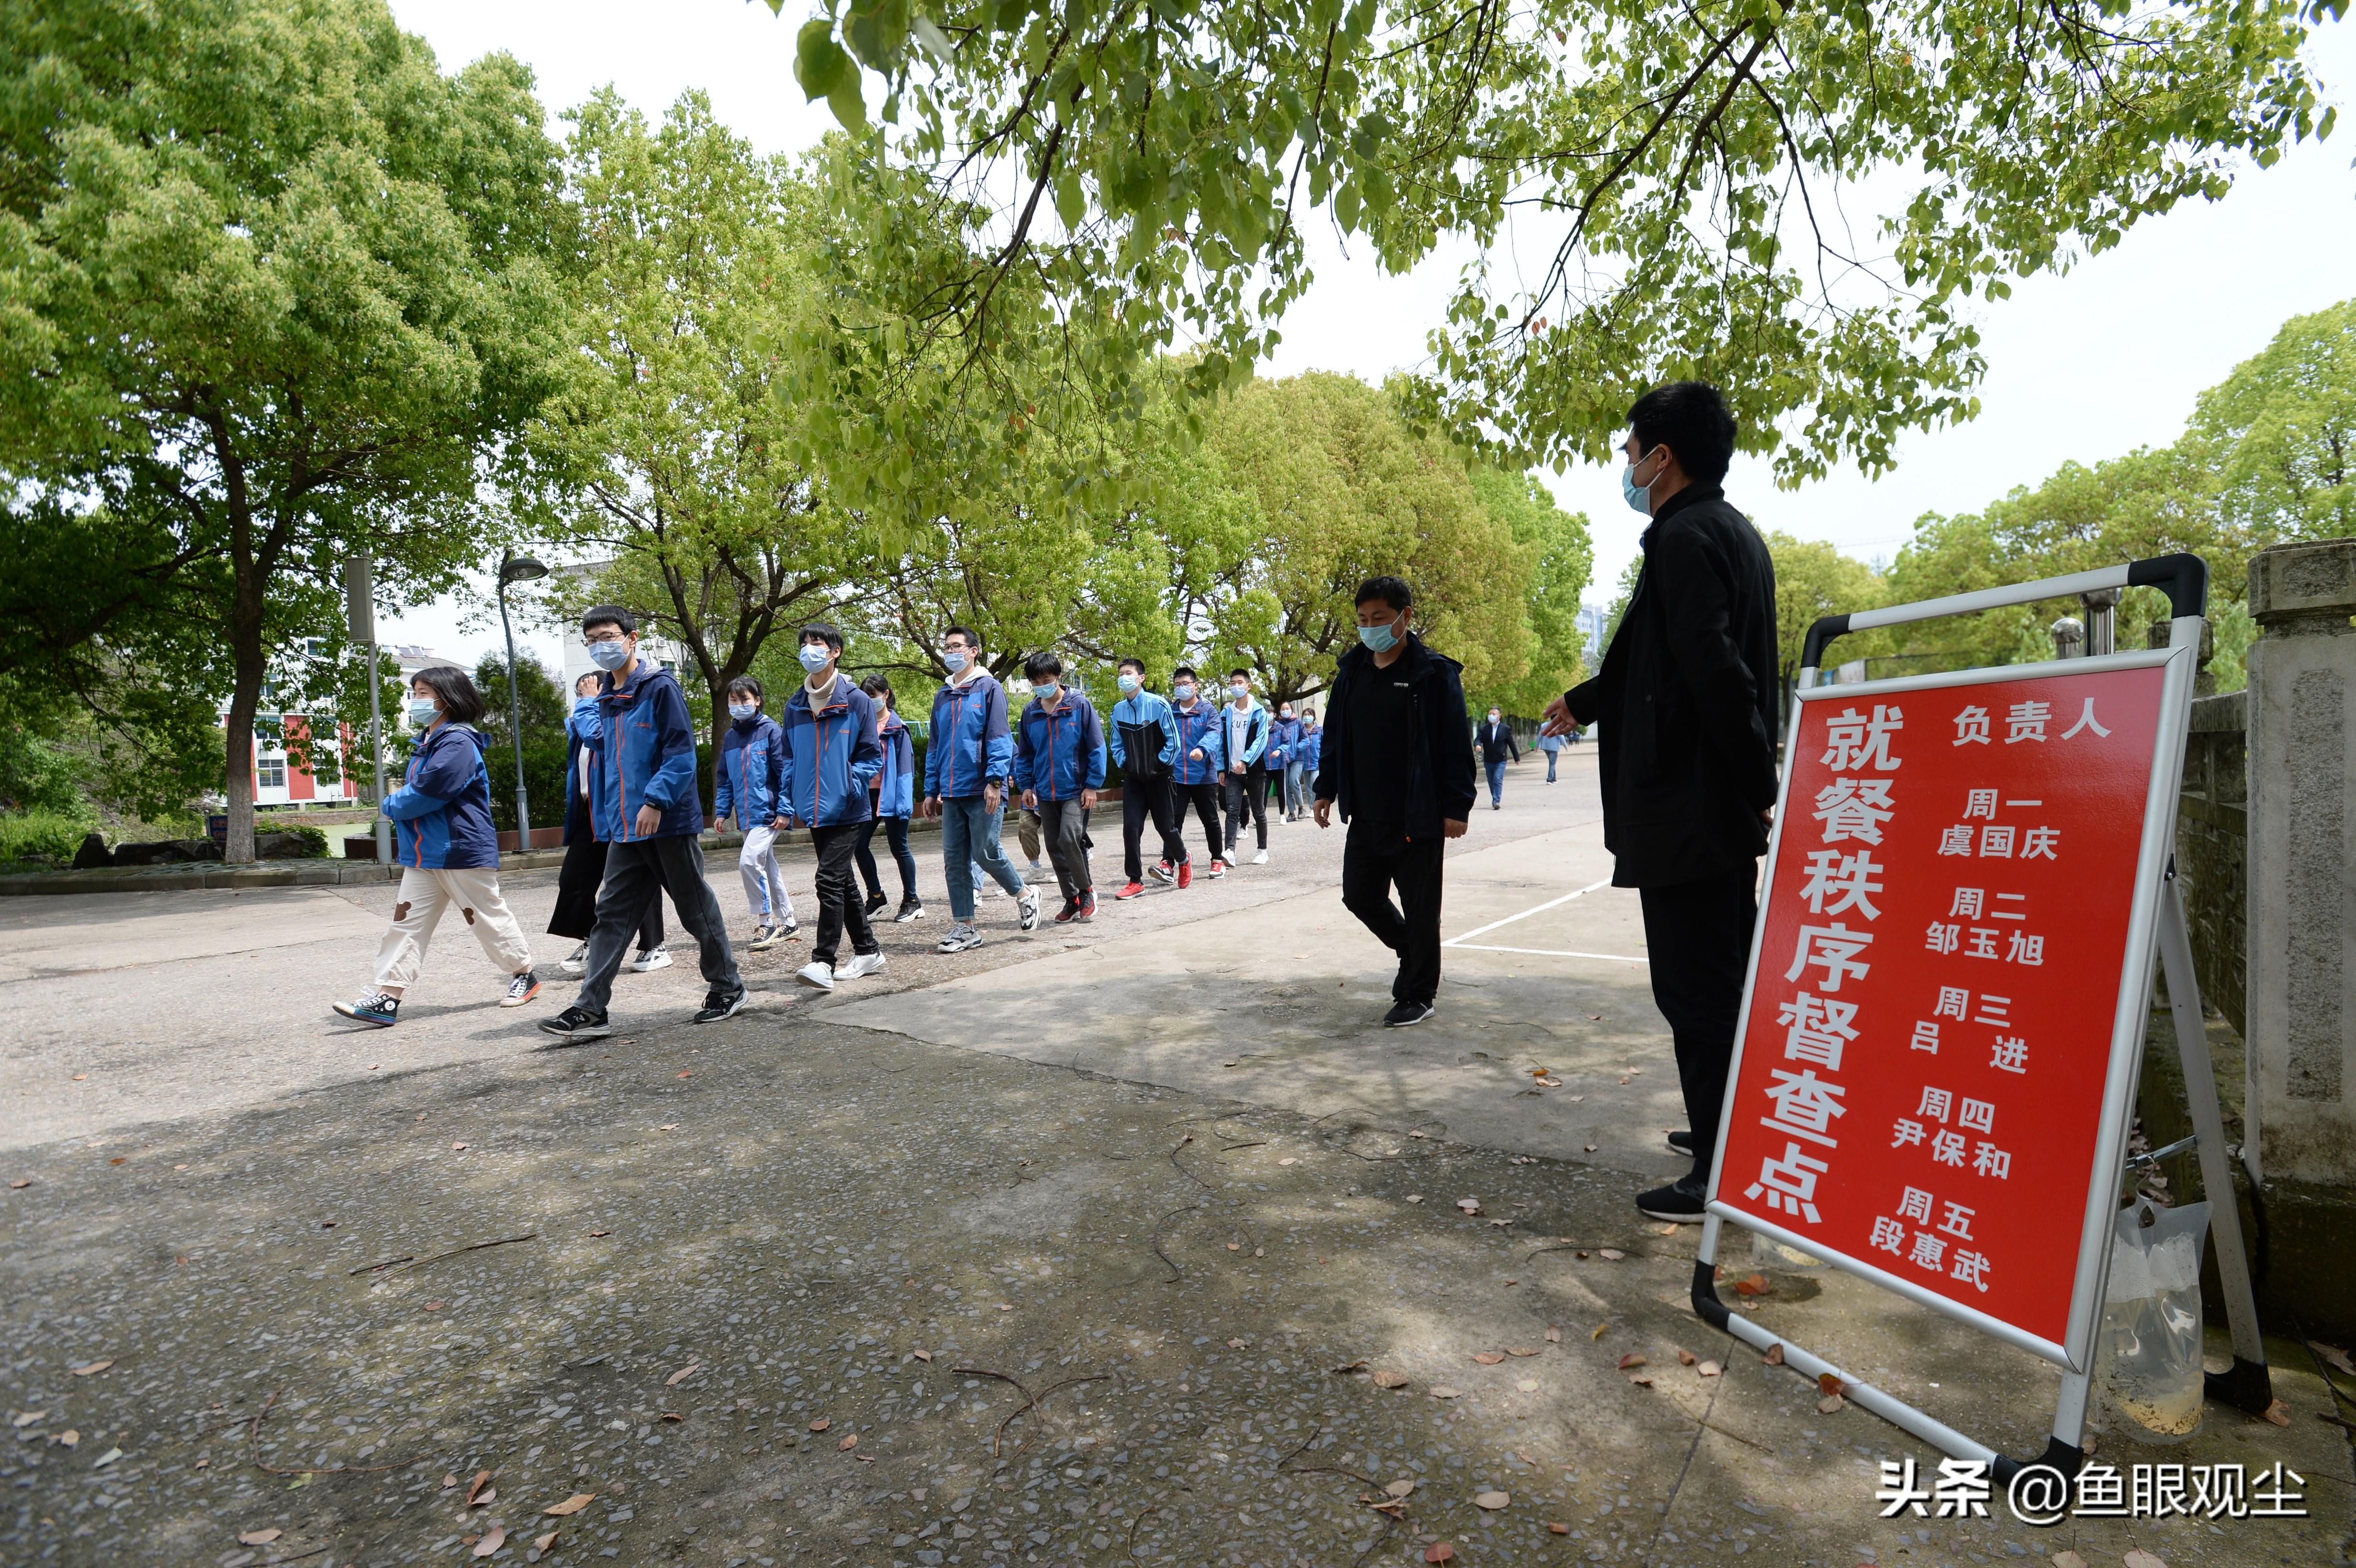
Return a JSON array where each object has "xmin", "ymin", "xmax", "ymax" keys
[
  {"xmin": 1053, "ymin": 897, "xmax": 1080, "ymax": 925},
  {"xmin": 1666, "ymin": 1129, "xmax": 1695, "ymax": 1155},
  {"xmin": 1382, "ymin": 1000, "xmax": 1434, "ymax": 1027},
  {"xmin": 333, "ymin": 991, "xmax": 399, "ymax": 1028},
  {"xmin": 862, "ymin": 890, "xmax": 889, "ymax": 917},
  {"xmin": 894, "ymin": 897, "xmax": 926, "ymax": 923},
  {"xmin": 1636, "ymin": 1175, "xmax": 1709, "ymax": 1223},
  {"xmin": 693, "ymin": 989, "xmax": 747, "ymax": 1024},
  {"xmin": 538, "ymin": 1006, "xmax": 610, "ymax": 1041}
]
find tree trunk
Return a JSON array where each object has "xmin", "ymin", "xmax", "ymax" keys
[{"xmin": 222, "ymin": 636, "xmax": 265, "ymax": 864}]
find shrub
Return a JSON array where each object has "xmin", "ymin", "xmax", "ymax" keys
[
  {"xmin": 256, "ymin": 823, "xmax": 329, "ymax": 858},
  {"xmin": 0, "ymin": 810, "xmax": 99, "ymax": 865}
]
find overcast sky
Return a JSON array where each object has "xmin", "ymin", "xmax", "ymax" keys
[{"xmin": 381, "ymin": 1, "xmax": 2356, "ymax": 674}]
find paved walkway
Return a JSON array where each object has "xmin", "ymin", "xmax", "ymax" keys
[{"xmin": 2, "ymin": 750, "xmax": 2346, "ymax": 1568}]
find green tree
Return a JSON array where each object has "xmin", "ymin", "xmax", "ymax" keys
[
  {"xmin": 2191, "ymin": 297, "xmax": 2356, "ymax": 545},
  {"xmin": 1762, "ymin": 531, "xmax": 1884, "ymax": 714},
  {"xmin": 1467, "ymin": 466, "xmax": 1593, "ymax": 719},
  {"xmin": 768, "ymin": 0, "xmax": 2328, "ymax": 483},
  {"xmin": 475, "ymin": 651, "xmax": 568, "ymax": 835},
  {"xmin": 0, "ymin": 0, "xmax": 568, "ymax": 860}
]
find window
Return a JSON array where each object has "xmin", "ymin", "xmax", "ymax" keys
[{"xmin": 257, "ymin": 753, "xmax": 287, "ymax": 789}]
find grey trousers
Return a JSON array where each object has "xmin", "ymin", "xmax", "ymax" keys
[{"xmin": 574, "ymin": 835, "xmax": 740, "ymax": 1015}]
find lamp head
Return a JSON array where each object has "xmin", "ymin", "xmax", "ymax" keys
[{"xmin": 500, "ymin": 554, "xmax": 549, "ymax": 585}]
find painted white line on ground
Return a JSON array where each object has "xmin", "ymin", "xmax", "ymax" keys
[
  {"xmin": 1448, "ymin": 942, "xmax": 1650, "ymax": 964},
  {"xmin": 1442, "ymin": 876, "xmax": 1616, "ymax": 947}
]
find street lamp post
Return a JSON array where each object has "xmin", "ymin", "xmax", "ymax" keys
[
  {"xmin": 344, "ymin": 555, "xmax": 392, "ymax": 865},
  {"xmin": 496, "ymin": 553, "xmax": 550, "ymax": 851}
]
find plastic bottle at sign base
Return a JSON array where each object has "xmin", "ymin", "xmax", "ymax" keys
[{"xmin": 1714, "ymin": 665, "xmax": 2170, "ymax": 1357}]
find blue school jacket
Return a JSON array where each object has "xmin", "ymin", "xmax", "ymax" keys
[
  {"xmin": 1013, "ymin": 691, "xmax": 1108, "ymax": 801},
  {"xmin": 713, "ymin": 712, "xmax": 786, "ymax": 826},
  {"xmin": 585, "ymin": 660, "xmax": 704, "ymax": 842},
  {"xmin": 925, "ymin": 670, "xmax": 1015, "ymax": 800},
  {"xmin": 1169, "ymin": 698, "xmax": 1225, "ymax": 785},
  {"xmin": 382, "ymin": 722, "xmax": 500, "ymax": 870},
  {"xmin": 874, "ymin": 710, "xmax": 916, "ymax": 819},
  {"xmin": 780, "ymin": 675, "xmax": 883, "ymax": 828}
]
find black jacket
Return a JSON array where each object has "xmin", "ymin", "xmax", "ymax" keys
[
  {"xmin": 1314, "ymin": 634, "xmax": 1478, "ymax": 838},
  {"xmin": 1475, "ymin": 721, "xmax": 1519, "ymax": 765},
  {"xmin": 1566, "ymin": 483, "xmax": 1778, "ymax": 888}
]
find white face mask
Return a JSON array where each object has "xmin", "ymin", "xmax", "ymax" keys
[{"xmin": 729, "ymin": 703, "xmax": 758, "ymax": 720}]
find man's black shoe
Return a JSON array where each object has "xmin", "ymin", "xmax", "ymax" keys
[
  {"xmin": 538, "ymin": 1006, "xmax": 610, "ymax": 1042},
  {"xmin": 1636, "ymin": 1175, "xmax": 1708, "ymax": 1223},
  {"xmin": 1666, "ymin": 1129, "xmax": 1695, "ymax": 1155},
  {"xmin": 1382, "ymin": 1000, "xmax": 1434, "ymax": 1028},
  {"xmin": 693, "ymin": 989, "xmax": 748, "ymax": 1024}
]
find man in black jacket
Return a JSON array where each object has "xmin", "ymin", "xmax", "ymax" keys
[
  {"xmin": 1474, "ymin": 706, "xmax": 1519, "ymax": 810},
  {"xmin": 1543, "ymin": 381, "xmax": 1778, "ymax": 1222},
  {"xmin": 1314, "ymin": 576, "xmax": 1478, "ymax": 1027}
]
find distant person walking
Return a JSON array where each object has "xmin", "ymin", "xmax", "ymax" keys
[
  {"xmin": 855, "ymin": 675, "xmax": 924, "ymax": 923},
  {"xmin": 1267, "ymin": 702, "xmax": 1307, "ymax": 820},
  {"xmin": 1107, "ymin": 657, "xmax": 1186, "ymax": 900},
  {"xmin": 540, "ymin": 606, "xmax": 745, "ymax": 1040},
  {"xmin": 711, "ymin": 675, "xmax": 798, "ymax": 949},
  {"xmin": 1220, "ymin": 671, "xmax": 1271, "ymax": 865},
  {"xmin": 1475, "ymin": 708, "xmax": 1519, "ymax": 809},
  {"xmin": 1535, "ymin": 723, "xmax": 1565, "ymax": 783},
  {"xmin": 921, "ymin": 624, "xmax": 1038, "ymax": 950},
  {"xmin": 335, "ymin": 665, "xmax": 539, "ymax": 1027},
  {"xmin": 1314, "ymin": 576, "xmax": 1476, "ymax": 1028},
  {"xmin": 1013, "ymin": 652, "xmax": 1107, "ymax": 923},
  {"xmin": 1167, "ymin": 666, "xmax": 1226, "ymax": 882},
  {"xmin": 1543, "ymin": 381, "xmax": 1778, "ymax": 1224},
  {"xmin": 548, "ymin": 672, "xmax": 668, "ymax": 976}
]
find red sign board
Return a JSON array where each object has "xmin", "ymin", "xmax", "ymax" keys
[{"xmin": 1712, "ymin": 664, "xmax": 2170, "ymax": 1354}]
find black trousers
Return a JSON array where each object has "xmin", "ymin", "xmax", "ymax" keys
[
  {"xmin": 856, "ymin": 812, "xmax": 918, "ymax": 902},
  {"xmin": 1120, "ymin": 776, "xmax": 1185, "ymax": 882},
  {"xmin": 1638, "ymin": 862, "xmax": 1759, "ymax": 1183},
  {"xmin": 1340, "ymin": 828, "xmax": 1445, "ymax": 1005},
  {"xmin": 548, "ymin": 832, "xmax": 664, "ymax": 950},
  {"xmin": 1223, "ymin": 764, "xmax": 1268, "ymax": 851},
  {"xmin": 1172, "ymin": 778, "xmax": 1223, "ymax": 863},
  {"xmin": 574, "ymin": 836, "xmax": 737, "ymax": 1014},
  {"xmin": 1035, "ymin": 796, "xmax": 1093, "ymax": 900},
  {"xmin": 809, "ymin": 821, "xmax": 878, "ymax": 966}
]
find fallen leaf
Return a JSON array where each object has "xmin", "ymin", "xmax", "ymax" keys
[
  {"xmin": 1475, "ymin": 1490, "xmax": 1510, "ymax": 1509},
  {"xmin": 1549, "ymin": 1521, "xmax": 1571, "ymax": 1534},
  {"xmin": 1817, "ymin": 1394, "xmax": 1845, "ymax": 1414},
  {"xmin": 2311, "ymin": 1341, "xmax": 2356, "ymax": 1377},
  {"xmin": 1590, "ymin": 1323, "xmax": 1608, "ymax": 1341},
  {"xmin": 838, "ymin": 1434, "xmax": 859, "ymax": 1450},
  {"xmin": 1489, "ymin": 1217, "xmax": 1512, "ymax": 1228},
  {"xmin": 1677, "ymin": 1350, "xmax": 1697, "ymax": 1366},
  {"xmin": 659, "ymin": 1413, "xmax": 682, "ymax": 1423},
  {"xmin": 1763, "ymin": 1344, "xmax": 1785, "ymax": 1366},
  {"xmin": 108, "ymin": 1157, "xmax": 125, "ymax": 1165},
  {"xmin": 533, "ymin": 1532, "xmax": 558, "ymax": 1553},
  {"xmin": 54, "ymin": 1429, "xmax": 77, "ymax": 1447},
  {"xmin": 587, "ymin": 1230, "xmax": 610, "ymax": 1237},
  {"xmin": 912, "ymin": 1349, "xmax": 932, "ymax": 1362},
  {"xmin": 1733, "ymin": 1274, "xmax": 1772, "ymax": 1297},
  {"xmin": 677, "ymin": 1070, "xmax": 691, "ymax": 1078},
  {"xmin": 8, "ymin": 1180, "xmax": 28, "ymax": 1189},
  {"xmin": 1583, "ymin": 1145, "xmax": 1598, "ymax": 1153},
  {"xmin": 1428, "ymin": 1385, "xmax": 1462, "ymax": 1399},
  {"xmin": 1627, "ymin": 1373, "xmax": 1653, "ymax": 1387},
  {"xmin": 1516, "ymin": 1379, "xmax": 1539, "ymax": 1393},
  {"xmin": 10, "ymin": 1411, "xmax": 43, "ymax": 1428},
  {"xmin": 1472, "ymin": 1352, "xmax": 1505, "ymax": 1365},
  {"xmin": 422, "ymin": 1300, "xmax": 444, "ymax": 1311},
  {"xmin": 443, "ymin": 1473, "xmax": 459, "ymax": 1490},
  {"xmin": 2263, "ymin": 1399, "xmax": 2291, "ymax": 1427},
  {"xmin": 542, "ymin": 1494, "xmax": 595, "ymax": 1516},
  {"xmin": 2051, "ymin": 1554, "xmax": 2089, "ymax": 1568},
  {"xmin": 1424, "ymin": 1544, "xmax": 1456, "ymax": 1563},
  {"xmin": 1505, "ymin": 1347, "xmax": 1541, "ymax": 1358},
  {"xmin": 450, "ymin": 1142, "xmax": 469, "ymax": 1152},
  {"xmin": 1407, "ymin": 1130, "xmax": 1427, "ymax": 1139},
  {"xmin": 92, "ymin": 1447, "xmax": 121, "ymax": 1468},
  {"xmin": 72, "ymin": 1074, "xmax": 87, "ymax": 1081},
  {"xmin": 1385, "ymin": 1479, "xmax": 1416, "ymax": 1499},
  {"xmin": 1405, "ymin": 1194, "xmax": 1424, "ymax": 1203},
  {"xmin": 996, "ymin": 1301, "xmax": 1014, "ymax": 1311},
  {"xmin": 1655, "ymin": 1222, "xmax": 1679, "ymax": 1235},
  {"xmin": 1456, "ymin": 1198, "xmax": 1482, "ymax": 1215},
  {"xmin": 1331, "ymin": 1359, "xmax": 1369, "ymax": 1375},
  {"xmin": 1698, "ymin": 1361, "xmax": 1722, "ymax": 1378},
  {"xmin": 1817, "ymin": 1372, "xmax": 1845, "ymax": 1398},
  {"xmin": 1617, "ymin": 1354, "xmax": 1647, "ymax": 1370},
  {"xmin": 665, "ymin": 1363, "xmax": 699, "ymax": 1387},
  {"xmin": 238, "ymin": 1529, "xmax": 283, "ymax": 1545},
  {"xmin": 2121, "ymin": 1552, "xmax": 2167, "ymax": 1568},
  {"xmin": 473, "ymin": 1525, "xmax": 507, "ymax": 1558},
  {"xmin": 1278, "ymin": 1157, "xmax": 1298, "ymax": 1166},
  {"xmin": 1567, "ymin": 1094, "xmax": 1584, "ymax": 1102},
  {"xmin": 1597, "ymin": 1248, "xmax": 1625, "ymax": 1261},
  {"xmin": 466, "ymin": 1470, "xmax": 495, "ymax": 1505},
  {"xmin": 69, "ymin": 1361, "xmax": 111, "ymax": 1376},
  {"xmin": 656, "ymin": 1124, "xmax": 678, "ymax": 1132},
  {"xmin": 1544, "ymin": 1327, "xmax": 1561, "ymax": 1344},
  {"xmin": 807, "ymin": 1418, "xmax": 831, "ymax": 1432},
  {"xmin": 1372, "ymin": 1371, "xmax": 1409, "ymax": 1390}
]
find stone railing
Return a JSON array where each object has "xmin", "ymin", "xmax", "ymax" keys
[{"xmin": 2174, "ymin": 689, "xmax": 2246, "ymax": 1039}]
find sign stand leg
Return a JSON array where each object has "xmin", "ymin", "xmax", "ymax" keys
[{"xmin": 2155, "ymin": 867, "xmax": 2273, "ymax": 1412}]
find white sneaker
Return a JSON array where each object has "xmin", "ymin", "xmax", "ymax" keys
[
  {"xmin": 796, "ymin": 961, "xmax": 835, "ymax": 991},
  {"xmin": 937, "ymin": 924, "xmax": 983, "ymax": 953},
  {"xmin": 1017, "ymin": 887, "xmax": 1042, "ymax": 931},
  {"xmin": 628, "ymin": 947, "xmax": 672, "ymax": 973},
  {"xmin": 559, "ymin": 942, "xmax": 588, "ymax": 977},
  {"xmin": 749, "ymin": 924, "xmax": 785, "ymax": 950},
  {"xmin": 838, "ymin": 951, "xmax": 887, "ymax": 980},
  {"xmin": 1250, "ymin": 849, "xmax": 1268, "ymax": 865}
]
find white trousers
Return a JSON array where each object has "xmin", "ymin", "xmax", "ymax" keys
[
  {"xmin": 738, "ymin": 824, "xmax": 796, "ymax": 924},
  {"xmin": 373, "ymin": 867, "xmax": 533, "ymax": 991}
]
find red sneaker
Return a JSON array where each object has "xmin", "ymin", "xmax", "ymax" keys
[
  {"xmin": 1114, "ymin": 881, "xmax": 1146, "ymax": 900},
  {"xmin": 1074, "ymin": 892, "xmax": 1097, "ymax": 922},
  {"xmin": 1208, "ymin": 859, "xmax": 1228, "ymax": 879},
  {"xmin": 1148, "ymin": 860, "xmax": 1175, "ymax": 884},
  {"xmin": 1177, "ymin": 860, "xmax": 1193, "ymax": 889}
]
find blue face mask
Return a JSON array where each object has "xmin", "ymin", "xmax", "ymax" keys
[
  {"xmin": 407, "ymin": 697, "xmax": 440, "ymax": 727},
  {"xmin": 1621, "ymin": 448, "xmax": 1657, "ymax": 514},
  {"xmin": 798, "ymin": 643, "xmax": 832, "ymax": 674},
  {"xmin": 1174, "ymin": 683, "xmax": 1195, "ymax": 703},
  {"xmin": 588, "ymin": 637, "xmax": 631, "ymax": 672},
  {"xmin": 1358, "ymin": 614, "xmax": 1401, "ymax": 653},
  {"xmin": 943, "ymin": 649, "xmax": 968, "ymax": 674},
  {"xmin": 1035, "ymin": 682, "xmax": 1059, "ymax": 704},
  {"xmin": 729, "ymin": 702, "xmax": 758, "ymax": 721},
  {"xmin": 1117, "ymin": 673, "xmax": 1140, "ymax": 695}
]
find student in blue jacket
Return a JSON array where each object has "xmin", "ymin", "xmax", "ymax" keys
[
  {"xmin": 548, "ymin": 672, "xmax": 669, "ymax": 976},
  {"xmin": 1266, "ymin": 702, "xmax": 1307, "ymax": 821},
  {"xmin": 540, "ymin": 605, "xmax": 745, "ymax": 1039},
  {"xmin": 1107, "ymin": 656, "xmax": 1187, "ymax": 900},
  {"xmin": 712, "ymin": 675, "xmax": 798, "ymax": 948},
  {"xmin": 1166, "ymin": 665, "xmax": 1228, "ymax": 880},
  {"xmin": 334, "ymin": 665, "xmax": 539, "ymax": 1027},
  {"xmin": 778, "ymin": 623, "xmax": 886, "ymax": 992},
  {"xmin": 1219, "ymin": 669, "xmax": 1273, "ymax": 865},
  {"xmin": 854, "ymin": 674, "xmax": 923, "ymax": 923},
  {"xmin": 920, "ymin": 622, "xmax": 1038, "ymax": 950},
  {"xmin": 1012, "ymin": 651, "xmax": 1107, "ymax": 923}
]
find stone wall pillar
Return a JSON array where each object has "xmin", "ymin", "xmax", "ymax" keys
[{"xmin": 2244, "ymin": 537, "xmax": 2356, "ymax": 1187}]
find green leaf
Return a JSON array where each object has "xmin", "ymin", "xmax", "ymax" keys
[
  {"xmin": 794, "ymin": 21, "xmax": 852, "ymax": 105},
  {"xmin": 1054, "ymin": 168, "xmax": 1085, "ymax": 231}
]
